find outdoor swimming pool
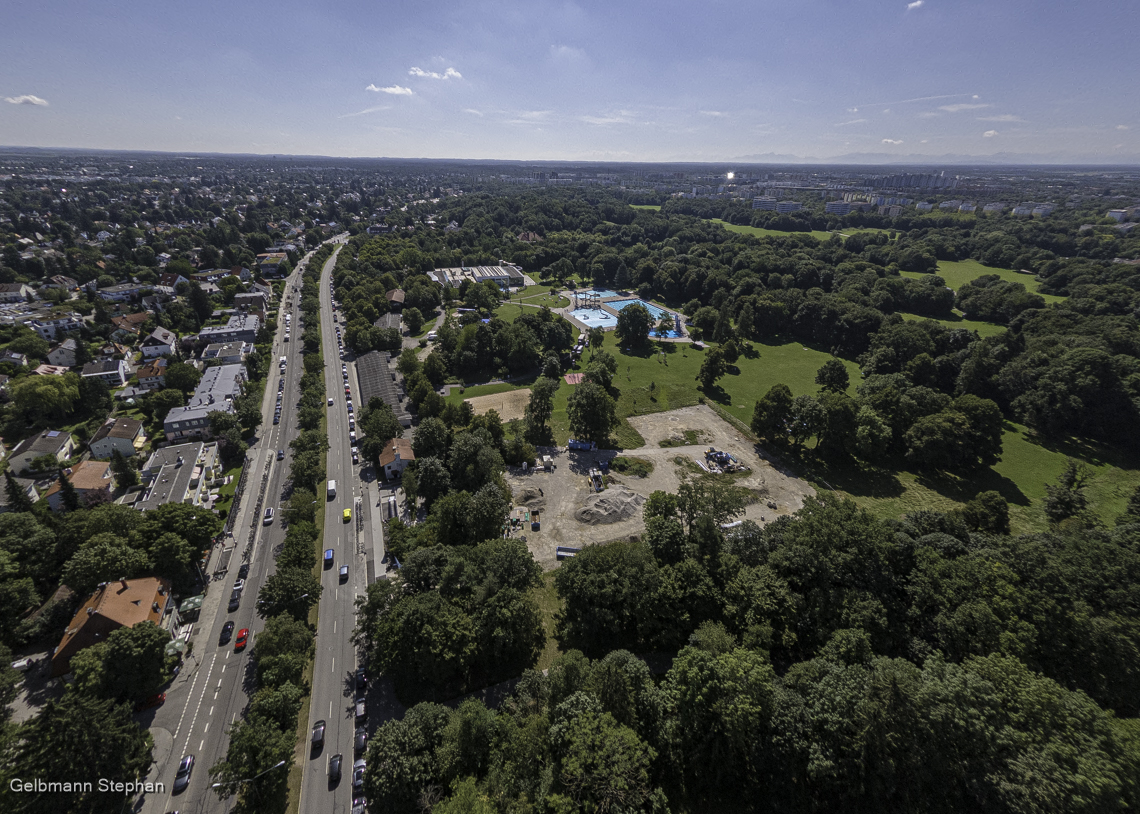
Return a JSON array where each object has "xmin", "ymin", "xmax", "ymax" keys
[
  {"xmin": 569, "ymin": 308, "xmax": 618, "ymax": 329},
  {"xmin": 572, "ymin": 288, "xmax": 621, "ymax": 300},
  {"xmin": 609, "ymin": 299, "xmax": 684, "ymax": 338}
]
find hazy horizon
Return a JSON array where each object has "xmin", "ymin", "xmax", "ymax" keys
[{"xmin": 2, "ymin": 0, "xmax": 1137, "ymax": 164}]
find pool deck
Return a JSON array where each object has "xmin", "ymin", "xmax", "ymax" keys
[{"xmin": 559, "ymin": 289, "xmax": 690, "ymax": 342}]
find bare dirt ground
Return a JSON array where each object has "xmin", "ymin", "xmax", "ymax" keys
[
  {"xmin": 505, "ymin": 404, "xmax": 816, "ymax": 569},
  {"xmin": 465, "ymin": 389, "xmax": 531, "ymax": 422}
]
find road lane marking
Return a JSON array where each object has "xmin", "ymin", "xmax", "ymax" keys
[
  {"xmin": 172, "ymin": 652, "xmax": 215, "ymax": 743},
  {"xmin": 209, "ymin": 706, "xmax": 214, "ymax": 716},
  {"xmin": 178, "ymin": 653, "xmax": 217, "ymax": 753}
]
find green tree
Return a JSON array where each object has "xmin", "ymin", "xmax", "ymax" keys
[
  {"xmin": 615, "ymin": 303, "xmax": 652, "ymax": 347},
  {"xmin": 61, "ymin": 533, "xmax": 149, "ymax": 597},
  {"xmin": 375, "ymin": 591, "xmax": 477, "ymax": 701},
  {"xmin": 70, "ymin": 621, "xmax": 171, "ymax": 702},
  {"xmin": 960, "ymin": 490, "xmax": 1010, "ymax": 534},
  {"xmin": 1044, "ymin": 459, "xmax": 1092, "ymax": 524},
  {"xmin": 109, "ymin": 449, "xmax": 138, "ymax": 488},
  {"xmin": 815, "ymin": 358, "xmax": 850, "ymax": 393},
  {"xmin": 8, "ymin": 693, "xmax": 153, "ymax": 814},
  {"xmin": 751, "ymin": 383, "xmax": 793, "ymax": 443},
  {"xmin": 364, "ymin": 702, "xmax": 453, "ymax": 811},
  {"xmin": 567, "ymin": 381, "xmax": 617, "ymax": 445},
  {"xmin": 525, "ymin": 376, "xmax": 559, "ymax": 440},
  {"xmin": 552, "ymin": 709, "xmax": 665, "ymax": 813},
  {"xmin": 404, "ymin": 306, "xmax": 425, "ymax": 335},
  {"xmin": 4, "ymin": 471, "xmax": 34, "ymax": 513},
  {"xmin": 588, "ymin": 327, "xmax": 605, "ymax": 357},
  {"xmin": 164, "ymin": 360, "xmax": 202, "ymax": 394},
  {"xmin": 10, "ymin": 374, "xmax": 81, "ymax": 422},
  {"xmin": 697, "ymin": 346, "xmax": 728, "ymax": 391},
  {"xmin": 208, "ymin": 716, "xmax": 293, "ymax": 805},
  {"xmin": 257, "ymin": 566, "xmax": 322, "ymax": 621},
  {"xmin": 789, "ymin": 394, "xmax": 824, "ymax": 447}
]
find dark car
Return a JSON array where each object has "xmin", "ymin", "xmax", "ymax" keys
[
  {"xmin": 352, "ymin": 759, "xmax": 365, "ymax": 791},
  {"xmin": 329, "ymin": 753, "xmax": 343, "ymax": 784},
  {"xmin": 354, "ymin": 726, "xmax": 367, "ymax": 754},
  {"xmin": 173, "ymin": 754, "xmax": 194, "ymax": 794},
  {"xmin": 135, "ymin": 692, "xmax": 165, "ymax": 712},
  {"xmin": 273, "ymin": 415, "xmax": 280, "ymax": 425},
  {"xmin": 312, "ymin": 720, "xmax": 326, "ymax": 749},
  {"xmin": 228, "ymin": 589, "xmax": 241, "ymax": 612},
  {"xmin": 352, "ymin": 796, "xmax": 366, "ymax": 814},
  {"xmin": 219, "ymin": 621, "xmax": 235, "ymax": 644},
  {"xmin": 277, "ymin": 449, "xmax": 285, "ymax": 460},
  {"xmin": 339, "ymin": 565, "xmax": 349, "ymax": 582},
  {"xmin": 355, "ymin": 698, "xmax": 366, "ymax": 721},
  {"xmin": 355, "ymin": 667, "xmax": 367, "ymax": 690},
  {"xmin": 237, "ymin": 563, "xmax": 249, "ymax": 579}
]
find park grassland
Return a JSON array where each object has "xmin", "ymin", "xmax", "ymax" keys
[
  {"xmin": 903, "ymin": 258, "xmax": 1067, "ymax": 304},
  {"xmin": 450, "ymin": 330, "xmax": 1139, "ymax": 534}
]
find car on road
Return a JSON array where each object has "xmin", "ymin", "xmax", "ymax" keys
[
  {"xmin": 339, "ymin": 565, "xmax": 349, "ymax": 582},
  {"xmin": 346, "ymin": 401, "xmax": 353, "ymax": 413},
  {"xmin": 263, "ymin": 507, "xmax": 274, "ymax": 525},
  {"xmin": 219, "ymin": 621, "xmax": 235, "ymax": 644},
  {"xmin": 328, "ymin": 397, "xmax": 334, "ymax": 406},
  {"xmin": 352, "ymin": 796, "xmax": 367, "ymax": 814},
  {"xmin": 352, "ymin": 759, "xmax": 365, "ymax": 791},
  {"xmin": 228, "ymin": 588, "xmax": 242, "ymax": 612},
  {"xmin": 232, "ymin": 578, "xmax": 245, "ymax": 593},
  {"xmin": 329, "ymin": 753, "xmax": 343, "ymax": 784},
  {"xmin": 277, "ymin": 449, "xmax": 285, "ymax": 460},
  {"xmin": 238, "ymin": 563, "xmax": 249, "ymax": 579},
  {"xmin": 343, "ymin": 508, "xmax": 352, "ymax": 522},
  {"xmin": 311, "ymin": 720, "xmax": 326, "ymax": 748},
  {"xmin": 135, "ymin": 692, "xmax": 166, "ymax": 711},
  {"xmin": 235, "ymin": 628, "xmax": 249, "ymax": 651},
  {"xmin": 355, "ymin": 667, "xmax": 367, "ymax": 690},
  {"xmin": 324, "ymin": 549, "xmax": 334, "ymax": 568},
  {"xmin": 273, "ymin": 414, "xmax": 280, "ymax": 425},
  {"xmin": 354, "ymin": 726, "xmax": 367, "ymax": 754},
  {"xmin": 173, "ymin": 754, "xmax": 194, "ymax": 794},
  {"xmin": 11, "ymin": 657, "xmax": 35, "ymax": 672},
  {"xmin": 352, "ymin": 451, "xmax": 359, "ymax": 465},
  {"xmin": 355, "ymin": 698, "xmax": 366, "ymax": 721}
]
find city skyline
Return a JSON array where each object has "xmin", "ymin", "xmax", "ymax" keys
[{"xmin": 2, "ymin": 0, "xmax": 1138, "ymax": 163}]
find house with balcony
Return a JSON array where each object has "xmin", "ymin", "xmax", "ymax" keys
[
  {"xmin": 81, "ymin": 359, "xmax": 128, "ymax": 388},
  {"xmin": 47, "ymin": 338, "xmax": 80, "ymax": 368},
  {"xmin": 140, "ymin": 327, "xmax": 176, "ymax": 359},
  {"xmin": 89, "ymin": 417, "xmax": 147, "ymax": 460},
  {"xmin": 136, "ymin": 358, "xmax": 167, "ymax": 391},
  {"xmin": 9, "ymin": 430, "xmax": 75, "ymax": 475}
]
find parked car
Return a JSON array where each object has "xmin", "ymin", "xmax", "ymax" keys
[
  {"xmin": 235, "ymin": 628, "xmax": 249, "ymax": 651},
  {"xmin": 135, "ymin": 692, "xmax": 166, "ymax": 711},
  {"xmin": 354, "ymin": 726, "xmax": 367, "ymax": 754},
  {"xmin": 173, "ymin": 754, "xmax": 194, "ymax": 794},
  {"xmin": 311, "ymin": 720, "xmax": 326, "ymax": 748},
  {"xmin": 232, "ymin": 578, "xmax": 245, "ymax": 593},
  {"xmin": 355, "ymin": 667, "xmax": 367, "ymax": 690},
  {"xmin": 352, "ymin": 759, "xmax": 365, "ymax": 791},
  {"xmin": 228, "ymin": 589, "xmax": 241, "ymax": 612},
  {"xmin": 355, "ymin": 698, "xmax": 366, "ymax": 721},
  {"xmin": 219, "ymin": 621, "xmax": 234, "ymax": 644},
  {"xmin": 328, "ymin": 397, "xmax": 334, "ymax": 406},
  {"xmin": 10, "ymin": 657, "xmax": 34, "ymax": 672},
  {"xmin": 237, "ymin": 563, "xmax": 249, "ymax": 579}
]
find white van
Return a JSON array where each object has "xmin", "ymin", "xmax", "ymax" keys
[
  {"xmin": 327, "ymin": 480, "xmax": 336, "ymax": 500},
  {"xmin": 426, "ymin": 332, "xmax": 438, "ymax": 342}
]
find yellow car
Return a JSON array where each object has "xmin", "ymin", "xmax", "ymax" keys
[{"xmin": 343, "ymin": 508, "xmax": 352, "ymax": 523}]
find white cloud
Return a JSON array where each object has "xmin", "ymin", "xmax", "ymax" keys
[
  {"xmin": 882, "ymin": 108, "xmax": 891, "ymax": 114},
  {"xmin": 978, "ymin": 114, "xmax": 1024, "ymax": 122},
  {"xmin": 983, "ymin": 130, "xmax": 998, "ymax": 137},
  {"xmin": 366, "ymin": 84, "xmax": 413, "ymax": 95},
  {"xmin": 921, "ymin": 139, "xmax": 929, "ymax": 143},
  {"xmin": 581, "ymin": 112, "xmax": 633, "ymax": 125},
  {"xmin": 973, "ymin": 94, "xmax": 980, "ymax": 99},
  {"xmin": 918, "ymin": 111, "xmax": 940, "ymax": 119},
  {"xmin": 4, "ymin": 94, "xmax": 48, "ymax": 106},
  {"xmin": 907, "ymin": 0, "xmax": 924, "ymax": 9},
  {"xmin": 1117, "ymin": 124, "xmax": 1130, "ymax": 130},
  {"xmin": 882, "ymin": 138, "xmax": 904, "ymax": 145},
  {"xmin": 939, "ymin": 103, "xmax": 991, "ymax": 112},
  {"xmin": 847, "ymin": 107, "xmax": 859, "ymax": 113},
  {"xmin": 409, "ymin": 66, "xmax": 462, "ymax": 80},
  {"xmin": 550, "ymin": 44, "xmax": 588, "ymax": 64},
  {"xmin": 837, "ymin": 119, "xmax": 867, "ymax": 126},
  {"xmin": 338, "ymin": 105, "xmax": 391, "ymax": 118},
  {"xmin": 464, "ymin": 108, "xmax": 484, "ymax": 117},
  {"xmin": 701, "ymin": 110, "xmax": 726, "ymax": 117}
]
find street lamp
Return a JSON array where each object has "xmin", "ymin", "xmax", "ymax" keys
[{"xmin": 211, "ymin": 759, "xmax": 287, "ymax": 790}]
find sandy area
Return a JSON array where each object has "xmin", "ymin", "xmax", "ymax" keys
[
  {"xmin": 506, "ymin": 404, "xmax": 816, "ymax": 569},
  {"xmin": 465, "ymin": 388, "xmax": 531, "ymax": 422}
]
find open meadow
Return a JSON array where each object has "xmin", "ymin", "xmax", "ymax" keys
[{"xmin": 903, "ymin": 258, "xmax": 1067, "ymax": 303}]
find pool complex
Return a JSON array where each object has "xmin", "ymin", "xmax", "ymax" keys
[
  {"xmin": 569, "ymin": 308, "xmax": 618, "ymax": 329},
  {"xmin": 573, "ymin": 288, "xmax": 621, "ymax": 299}
]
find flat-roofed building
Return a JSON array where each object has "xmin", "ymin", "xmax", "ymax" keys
[
  {"xmin": 202, "ymin": 341, "xmax": 251, "ymax": 365},
  {"xmin": 163, "ymin": 363, "xmax": 247, "ymax": 441},
  {"xmin": 135, "ymin": 441, "xmax": 219, "ymax": 512},
  {"xmin": 355, "ymin": 350, "xmax": 412, "ymax": 427},
  {"xmin": 198, "ymin": 313, "xmax": 260, "ymax": 345},
  {"xmin": 81, "ymin": 359, "xmax": 128, "ymax": 388}
]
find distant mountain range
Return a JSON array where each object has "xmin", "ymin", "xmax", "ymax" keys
[{"xmin": 731, "ymin": 151, "xmax": 1140, "ymax": 166}]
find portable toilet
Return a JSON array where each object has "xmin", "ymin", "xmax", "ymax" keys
[{"xmin": 542, "ymin": 455, "xmax": 553, "ymax": 471}]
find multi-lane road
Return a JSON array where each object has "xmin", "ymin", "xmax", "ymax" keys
[
  {"xmin": 135, "ymin": 243, "xmax": 342, "ymax": 814},
  {"xmin": 297, "ymin": 237, "xmax": 375, "ymax": 814}
]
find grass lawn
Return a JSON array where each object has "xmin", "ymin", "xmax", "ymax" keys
[
  {"xmin": 710, "ymin": 219, "xmax": 835, "ymax": 242},
  {"xmin": 493, "ymin": 303, "xmax": 529, "ymax": 323},
  {"xmin": 901, "ymin": 259, "xmax": 1066, "ymax": 304},
  {"xmin": 211, "ymin": 463, "xmax": 245, "ymax": 518},
  {"xmin": 630, "ymin": 204, "xmax": 661, "ymax": 211},
  {"xmin": 900, "ymin": 311, "xmax": 1008, "ymax": 338},
  {"xmin": 532, "ymin": 571, "xmax": 564, "ymax": 671},
  {"xmin": 517, "ymin": 293, "xmax": 571, "ymax": 309},
  {"xmin": 445, "ymin": 380, "xmax": 535, "ymax": 404}
]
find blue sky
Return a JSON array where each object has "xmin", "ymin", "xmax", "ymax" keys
[{"xmin": 1, "ymin": 0, "xmax": 1136, "ymax": 162}]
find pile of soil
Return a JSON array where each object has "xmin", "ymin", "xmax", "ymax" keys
[
  {"xmin": 574, "ymin": 487, "xmax": 646, "ymax": 525},
  {"xmin": 513, "ymin": 485, "xmax": 546, "ymax": 512}
]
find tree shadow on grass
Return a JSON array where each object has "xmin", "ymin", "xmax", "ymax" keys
[
  {"xmin": 1019, "ymin": 429, "xmax": 1139, "ymax": 470},
  {"xmin": 913, "ymin": 466, "xmax": 1031, "ymax": 507},
  {"xmin": 760, "ymin": 446, "xmax": 906, "ymax": 500}
]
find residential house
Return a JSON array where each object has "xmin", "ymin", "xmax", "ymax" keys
[
  {"xmin": 385, "ymin": 289, "xmax": 405, "ymax": 310},
  {"xmin": 32, "ymin": 364, "xmax": 69, "ymax": 376},
  {"xmin": 136, "ymin": 358, "xmax": 167, "ymax": 391},
  {"xmin": 110, "ymin": 312, "xmax": 150, "ymax": 341},
  {"xmin": 0, "ymin": 350, "xmax": 27, "ymax": 367},
  {"xmin": 81, "ymin": 359, "xmax": 128, "ymax": 388},
  {"xmin": 163, "ymin": 364, "xmax": 247, "ymax": 441},
  {"xmin": 29, "ymin": 313, "xmax": 84, "ymax": 341},
  {"xmin": 249, "ymin": 281, "xmax": 272, "ymax": 300},
  {"xmin": 44, "ymin": 275, "xmax": 79, "ymax": 291},
  {"xmin": 9, "ymin": 430, "xmax": 75, "ymax": 475},
  {"xmin": 47, "ymin": 338, "xmax": 80, "ymax": 367},
  {"xmin": 97, "ymin": 342, "xmax": 131, "ymax": 360},
  {"xmin": 378, "ymin": 438, "xmax": 415, "ymax": 480},
  {"xmin": 232, "ymin": 291, "xmax": 269, "ymax": 317},
  {"xmin": 155, "ymin": 272, "xmax": 188, "ymax": 294},
  {"xmin": 0, "ymin": 283, "xmax": 35, "ymax": 303},
  {"xmin": 97, "ymin": 282, "xmax": 147, "ymax": 303},
  {"xmin": 50, "ymin": 577, "xmax": 173, "ymax": 677},
  {"xmin": 0, "ymin": 476, "xmax": 38, "ymax": 513},
  {"xmin": 140, "ymin": 294, "xmax": 167, "ymax": 314},
  {"xmin": 256, "ymin": 253, "xmax": 289, "ymax": 277},
  {"xmin": 135, "ymin": 441, "xmax": 219, "ymax": 512},
  {"xmin": 140, "ymin": 327, "xmax": 177, "ymax": 359},
  {"xmin": 43, "ymin": 460, "xmax": 115, "ymax": 512},
  {"xmin": 197, "ymin": 314, "xmax": 260, "ymax": 346},
  {"xmin": 88, "ymin": 417, "xmax": 146, "ymax": 460},
  {"xmin": 202, "ymin": 341, "xmax": 251, "ymax": 365}
]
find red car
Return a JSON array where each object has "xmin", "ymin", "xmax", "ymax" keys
[
  {"xmin": 135, "ymin": 692, "xmax": 166, "ymax": 711},
  {"xmin": 235, "ymin": 628, "xmax": 250, "ymax": 651}
]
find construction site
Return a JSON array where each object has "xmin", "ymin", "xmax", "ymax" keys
[{"xmin": 504, "ymin": 404, "xmax": 817, "ymax": 569}]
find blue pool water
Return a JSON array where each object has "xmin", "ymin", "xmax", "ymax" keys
[
  {"xmin": 569, "ymin": 308, "xmax": 618, "ymax": 328},
  {"xmin": 573, "ymin": 288, "xmax": 621, "ymax": 300},
  {"xmin": 609, "ymin": 299, "xmax": 684, "ymax": 338}
]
